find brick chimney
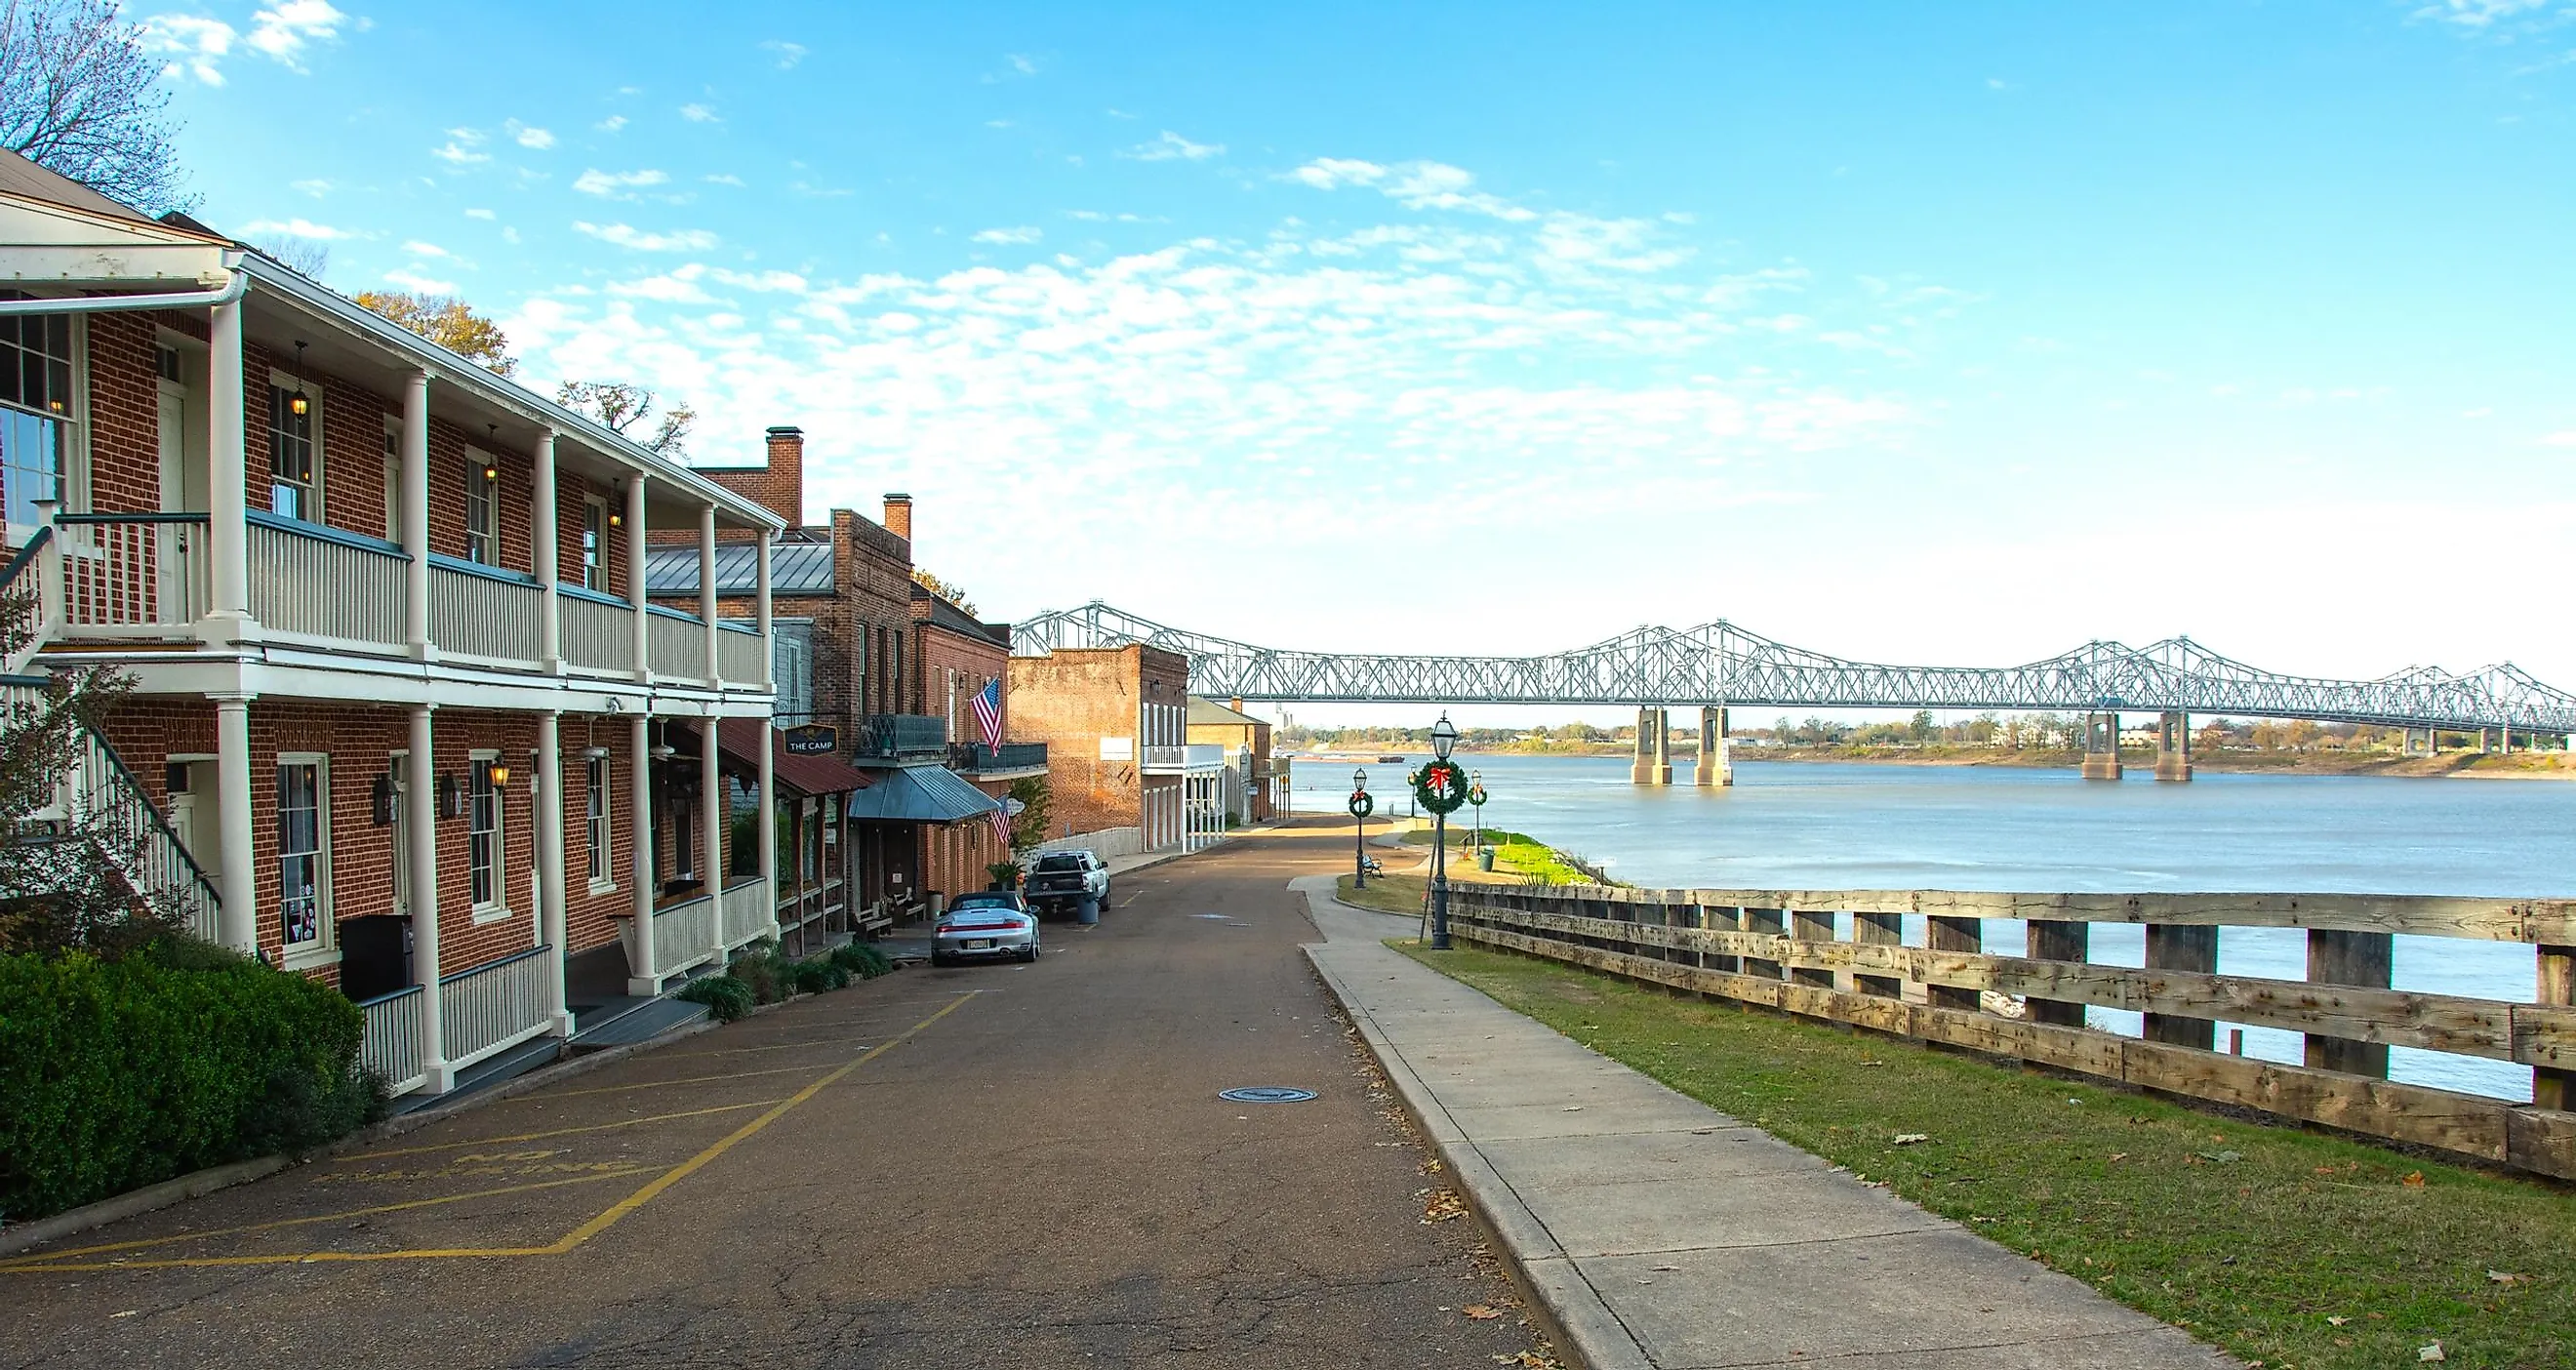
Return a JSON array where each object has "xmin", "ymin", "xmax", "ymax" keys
[
  {"xmin": 882, "ymin": 493, "xmax": 912, "ymax": 543},
  {"xmin": 760, "ymin": 425, "xmax": 804, "ymax": 527}
]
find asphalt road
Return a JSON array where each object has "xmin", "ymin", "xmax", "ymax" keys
[{"xmin": 1, "ymin": 820, "xmax": 1548, "ymax": 1369}]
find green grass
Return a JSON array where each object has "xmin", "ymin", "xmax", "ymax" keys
[
  {"xmin": 1395, "ymin": 826, "xmax": 1595, "ymax": 884},
  {"xmin": 1392, "ymin": 941, "xmax": 2576, "ymax": 1370}
]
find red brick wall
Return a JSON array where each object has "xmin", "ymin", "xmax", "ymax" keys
[
  {"xmin": 82, "ymin": 312, "xmax": 162, "ymax": 513},
  {"xmin": 913, "ymin": 612, "xmax": 1010, "ymax": 745},
  {"xmin": 1005, "ymin": 645, "xmax": 1188, "ymax": 838}
]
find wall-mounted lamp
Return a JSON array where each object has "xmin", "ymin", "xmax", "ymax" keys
[
  {"xmin": 609, "ymin": 483, "xmax": 624, "ymax": 527},
  {"xmin": 489, "ymin": 762, "xmax": 511, "ymax": 788},
  {"xmin": 289, "ymin": 342, "xmax": 310, "ymax": 418},
  {"xmin": 483, "ymin": 424, "xmax": 501, "ymax": 481},
  {"xmin": 437, "ymin": 773, "xmax": 464, "ymax": 820},
  {"xmin": 582, "ymin": 745, "xmax": 611, "ymax": 761},
  {"xmin": 371, "ymin": 774, "xmax": 395, "ymax": 826}
]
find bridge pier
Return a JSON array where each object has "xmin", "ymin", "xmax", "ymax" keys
[
  {"xmin": 2079, "ymin": 711, "xmax": 2122, "ymax": 781},
  {"xmin": 2153, "ymin": 709, "xmax": 2192, "ymax": 783},
  {"xmin": 1630, "ymin": 707, "xmax": 1672, "ymax": 786},
  {"xmin": 1695, "ymin": 705, "xmax": 1730, "ymax": 786}
]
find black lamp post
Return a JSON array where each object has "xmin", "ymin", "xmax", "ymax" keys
[
  {"xmin": 1469, "ymin": 768, "xmax": 1483, "ymax": 851},
  {"xmin": 1349, "ymin": 767, "xmax": 1373, "ymax": 888},
  {"xmin": 1429, "ymin": 713, "xmax": 1459, "ymax": 949}
]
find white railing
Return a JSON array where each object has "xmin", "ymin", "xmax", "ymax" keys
[
  {"xmin": 561, "ymin": 591, "xmax": 633, "ymax": 673},
  {"xmin": 246, "ymin": 516, "xmax": 405, "ymax": 649},
  {"xmin": 651, "ymin": 893, "xmax": 719, "ymax": 977},
  {"xmin": 1143, "ymin": 744, "xmax": 1227, "ymax": 773},
  {"xmin": 429, "ymin": 561, "xmax": 543, "ymax": 665},
  {"xmin": 0, "ymin": 675, "xmax": 223, "ymax": 944},
  {"xmin": 359, "ymin": 987, "xmax": 427, "ymax": 1096},
  {"xmin": 56, "ymin": 514, "xmax": 208, "ymax": 638},
  {"xmin": 439, "ymin": 944, "xmax": 554, "ymax": 1072},
  {"xmin": 717, "ymin": 623, "xmax": 766, "ymax": 687},
  {"xmin": 722, "ymin": 876, "xmax": 773, "ymax": 946},
  {"xmin": 647, "ymin": 608, "xmax": 708, "ymax": 680}
]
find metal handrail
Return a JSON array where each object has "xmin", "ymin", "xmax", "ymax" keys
[
  {"xmin": 77, "ymin": 720, "xmax": 223, "ymax": 923},
  {"xmin": 0, "ymin": 524, "xmax": 52, "ymax": 594},
  {"xmin": 55, "ymin": 511, "xmax": 211, "ymax": 525}
]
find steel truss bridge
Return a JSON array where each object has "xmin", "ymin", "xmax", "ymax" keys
[{"xmin": 1010, "ymin": 601, "xmax": 2576, "ymax": 736}]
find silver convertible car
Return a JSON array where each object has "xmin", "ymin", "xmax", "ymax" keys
[{"xmin": 930, "ymin": 892, "xmax": 1041, "ymax": 966}]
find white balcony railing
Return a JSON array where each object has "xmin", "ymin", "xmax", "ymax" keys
[
  {"xmin": 560, "ymin": 588, "xmax": 632, "ymax": 673},
  {"xmin": 246, "ymin": 513, "xmax": 406, "ymax": 648},
  {"xmin": 1143, "ymin": 744, "xmax": 1227, "ymax": 774},
  {"xmin": 646, "ymin": 607, "xmax": 708, "ymax": 681},
  {"xmin": 428, "ymin": 558, "xmax": 543, "ymax": 665},
  {"xmin": 440, "ymin": 944, "xmax": 553, "ymax": 1073},
  {"xmin": 648, "ymin": 891, "xmax": 719, "ymax": 979},
  {"xmin": 359, "ymin": 987, "xmax": 427, "ymax": 1096},
  {"xmin": 717, "ymin": 622, "xmax": 765, "ymax": 686},
  {"xmin": 57, "ymin": 514, "xmax": 207, "ymax": 636},
  {"xmin": 722, "ymin": 875, "xmax": 774, "ymax": 945}
]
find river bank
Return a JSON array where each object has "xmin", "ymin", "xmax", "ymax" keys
[{"xmin": 1299, "ymin": 745, "xmax": 2575, "ymax": 779}]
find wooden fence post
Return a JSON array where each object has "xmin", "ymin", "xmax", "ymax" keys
[
  {"xmin": 1743, "ymin": 907, "xmax": 1785, "ymax": 981},
  {"xmin": 2144, "ymin": 925, "xmax": 2219, "ymax": 1049},
  {"xmin": 2541, "ymin": 945, "xmax": 2575, "ymax": 1110},
  {"xmin": 1926, "ymin": 915, "xmax": 1981, "ymax": 1011},
  {"xmin": 2305, "ymin": 929, "xmax": 2393, "ymax": 1077},
  {"xmin": 2026, "ymin": 920, "xmax": 2089, "ymax": 1027},
  {"xmin": 1854, "ymin": 911, "xmax": 1903, "ymax": 997},
  {"xmin": 1790, "ymin": 906, "xmax": 1835, "ymax": 988},
  {"xmin": 1709, "ymin": 904, "xmax": 1743, "ymax": 975}
]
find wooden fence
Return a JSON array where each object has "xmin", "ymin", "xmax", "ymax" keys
[{"xmin": 1449, "ymin": 883, "xmax": 2576, "ymax": 1179}]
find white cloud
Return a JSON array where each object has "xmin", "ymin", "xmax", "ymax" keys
[
  {"xmin": 431, "ymin": 128, "xmax": 490, "ymax": 167},
  {"xmin": 2543, "ymin": 430, "xmax": 2576, "ymax": 447},
  {"xmin": 382, "ymin": 266, "xmax": 458, "ymax": 295},
  {"xmin": 403, "ymin": 240, "xmax": 454, "ymax": 259},
  {"xmin": 606, "ymin": 262, "xmax": 716, "ymax": 303},
  {"xmin": 986, "ymin": 119, "xmax": 1016, "ymax": 130},
  {"xmin": 704, "ymin": 173, "xmax": 746, "ymax": 186},
  {"xmin": 573, "ymin": 167, "xmax": 670, "ymax": 197},
  {"xmin": 290, "ymin": 178, "xmax": 332, "ymax": 197},
  {"xmin": 239, "ymin": 217, "xmax": 351, "ymax": 240},
  {"xmin": 2412, "ymin": 0, "xmax": 2556, "ymax": 27},
  {"xmin": 596, "ymin": 114, "xmax": 629, "ymax": 133},
  {"xmin": 512, "ymin": 124, "xmax": 556, "ymax": 150},
  {"xmin": 679, "ymin": 103, "xmax": 719, "ymax": 123},
  {"xmin": 1010, "ymin": 53, "xmax": 1038, "ymax": 75},
  {"xmin": 574, "ymin": 221, "xmax": 719, "ymax": 252},
  {"xmin": 1122, "ymin": 131, "xmax": 1224, "ymax": 163},
  {"xmin": 762, "ymin": 39, "xmax": 807, "ymax": 68},
  {"xmin": 971, "ymin": 225, "xmax": 1043, "ymax": 245},
  {"xmin": 243, "ymin": 0, "xmax": 346, "ymax": 67},
  {"xmin": 141, "ymin": 13, "xmax": 236, "ymax": 84},
  {"xmin": 710, "ymin": 267, "xmax": 808, "ymax": 293},
  {"xmin": 143, "ymin": 1, "xmax": 345, "ymax": 82}
]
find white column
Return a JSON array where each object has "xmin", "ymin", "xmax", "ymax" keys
[
  {"xmin": 755, "ymin": 532, "xmax": 774, "ymax": 690},
  {"xmin": 532, "ymin": 427, "xmax": 560, "ymax": 672},
  {"xmin": 627, "ymin": 712, "xmax": 658, "ymax": 994},
  {"xmin": 203, "ymin": 300, "xmax": 251, "ymax": 638},
  {"xmin": 212, "ymin": 693, "xmax": 257, "ymax": 952},
  {"xmin": 699, "ymin": 504, "xmax": 720, "ymax": 685},
  {"xmin": 407, "ymin": 705, "xmax": 452, "ymax": 1093},
  {"xmin": 701, "ymin": 714, "xmax": 724, "ymax": 965},
  {"xmin": 401, "ymin": 370, "xmax": 431, "ymax": 660},
  {"xmin": 757, "ymin": 714, "xmax": 778, "ymax": 937},
  {"xmin": 626, "ymin": 478, "xmax": 650, "ymax": 680},
  {"xmin": 537, "ymin": 709, "xmax": 571, "ymax": 1036}
]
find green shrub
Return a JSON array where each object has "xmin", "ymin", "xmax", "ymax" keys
[
  {"xmin": 674, "ymin": 974, "xmax": 754, "ymax": 1022},
  {"xmin": 788, "ymin": 957, "xmax": 849, "ymax": 994},
  {"xmin": 726, "ymin": 949, "xmax": 790, "ymax": 1004},
  {"xmin": 0, "ymin": 946, "xmax": 369, "ymax": 1223},
  {"xmin": 830, "ymin": 941, "xmax": 893, "ymax": 980}
]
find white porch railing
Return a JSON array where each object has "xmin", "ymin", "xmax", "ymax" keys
[
  {"xmin": 717, "ymin": 622, "xmax": 765, "ymax": 686},
  {"xmin": 440, "ymin": 944, "xmax": 554, "ymax": 1073},
  {"xmin": 57, "ymin": 514, "xmax": 208, "ymax": 637},
  {"xmin": 246, "ymin": 515, "xmax": 406, "ymax": 648},
  {"xmin": 647, "ymin": 607, "xmax": 708, "ymax": 680},
  {"xmin": 358, "ymin": 986, "xmax": 427, "ymax": 1096},
  {"xmin": 0, "ymin": 674, "xmax": 223, "ymax": 943},
  {"xmin": 1143, "ymin": 744, "xmax": 1226, "ymax": 774},
  {"xmin": 722, "ymin": 876, "xmax": 773, "ymax": 945},
  {"xmin": 650, "ymin": 892, "xmax": 719, "ymax": 977},
  {"xmin": 561, "ymin": 589, "xmax": 634, "ymax": 673},
  {"xmin": 429, "ymin": 559, "xmax": 544, "ymax": 665}
]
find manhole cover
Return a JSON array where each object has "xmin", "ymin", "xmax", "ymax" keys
[{"xmin": 1219, "ymin": 1087, "xmax": 1317, "ymax": 1104}]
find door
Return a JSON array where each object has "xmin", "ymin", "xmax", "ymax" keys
[
  {"xmin": 155, "ymin": 371, "xmax": 206, "ymax": 621},
  {"xmin": 168, "ymin": 759, "xmax": 220, "ymax": 891}
]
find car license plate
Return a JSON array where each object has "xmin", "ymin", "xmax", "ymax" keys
[{"xmin": 967, "ymin": 939, "xmax": 991, "ymax": 949}]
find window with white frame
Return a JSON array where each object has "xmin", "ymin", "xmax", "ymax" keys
[
  {"xmin": 581, "ymin": 496, "xmax": 609, "ymax": 591},
  {"xmin": 381, "ymin": 418, "xmax": 401, "ymax": 543},
  {"xmin": 388, "ymin": 751, "xmax": 410, "ymax": 914},
  {"xmin": 267, "ymin": 377, "xmax": 319, "ymax": 521},
  {"xmin": 584, "ymin": 753, "xmax": 612, "ymax": 888},
  {"xmin": 773, "ymin": 623, "xmax": 813, "ymax": 723},
  {"xmin": 0, "ymin": 305, "xmax": 74, "ymax": 534},
  {"xmin": 469, "ymin": 753, "xmax": 503, "ymax": 911},
  {"xmin": 464, "ymin": 455, "xmax": 498, "ymax": 564},
  {"xmin": 277, "ymin": 757, "xmax": 331, "ymax": 956}
]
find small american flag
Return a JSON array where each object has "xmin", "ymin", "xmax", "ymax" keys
[
  {"xmin": 985, "ymin": 804, "xmax": 1012, "ymax": 850},
  {"xmin": 972, "ymin": 677, "xmax": 1004, "ymax": 754}
]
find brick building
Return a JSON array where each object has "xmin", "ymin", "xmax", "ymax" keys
[
  {"xmin": 646, "ymin": 449, "xmax": 1033, "ymax": 912},
  {"xmin": 1006, "ymin": 644, "xmax": 1212, "ymax": 853},
  {"xmin": 1, "ymin": 149, "xmax": 784, "ymax": 1100},
  {"xmin": 1187, "ymin": 697, "xmax": 1280, "ymax": 823}
]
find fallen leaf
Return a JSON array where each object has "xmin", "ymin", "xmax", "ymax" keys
[
  {"xmin": 1423, "ymin": 1189, "xmax": 1469, "ymax": 1223},
  {"xmin": 2402, "ymin": 1171, "xmax": 2427, "ymax": 1188},
  {"xmin": 2327, "ymin": 1316, "xmax": 2350, "ymax": 1326},
  {"xmin": 2195, "ymin": 1149, "xmax": 2242, "ymax": 1164},
  {"xmin": 108, "ymin": 1311, "xmax": 137, "ymax": 1320},
  {"xmin": 2418, "ymin": 1342, "xmax": 2446, "ymax": 1362},
  {"xmin": 1892, "ymin": 1133, "xmax": 1930, "ymax": 1146},
  {"xmin": 2487, "ymin": 1269, "xmax": 2527, "ymax": 1285},
  {"xmin": 2107, "ymin": 1152, "xmax": 2129, "ymax": 1162},
  {"xmin": 1462, "ymin": 1305, "xmax": 1504, "ymax": 1320}
]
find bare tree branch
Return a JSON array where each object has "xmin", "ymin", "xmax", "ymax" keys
[
  {"xmin": 0, "ymin": 0, "xmax": 194, "ymax": 215},
  {"xmin": 556, "ymin": 381, "xmax": 695, "ymax": 456}
]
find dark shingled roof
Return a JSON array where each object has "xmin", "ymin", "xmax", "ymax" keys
[
  {"xmin": 646, "ymin": 540, "xmax": 833, "ymax": 597},
  {"xmin": 909, "ymin": 583, "xmax": 1008, "ymax": 646}
]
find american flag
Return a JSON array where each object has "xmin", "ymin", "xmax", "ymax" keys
[
  {"xmin": 972, "ymin": 677, "xmax": 1004, "ymax": 753},
  {"xmin": 985, "ymin": 803, "xmax": 1012, "ymax": 850}
]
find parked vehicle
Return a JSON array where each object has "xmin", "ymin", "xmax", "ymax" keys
[
  {"xmin": 931, "ymin": 892, "xmax": 1041, "ymax": 965},
  {"xmin": 1025, "ymin": 850, "xmax": 1110, "ymax": 919}
]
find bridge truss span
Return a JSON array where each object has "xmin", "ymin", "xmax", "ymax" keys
[{"xmin": 1009, "ymin": 601, "xmax": 2576, "ymax": 735}]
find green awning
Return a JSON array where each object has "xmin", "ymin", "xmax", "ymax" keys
[{"xmin": 841, "ymin": 765, "xmax": 1002, "ymax": 824}]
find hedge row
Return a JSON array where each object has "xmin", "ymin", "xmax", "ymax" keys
[{"xmin": 0, "ymin": 943, "xmax": 379, "ymax": 1224}]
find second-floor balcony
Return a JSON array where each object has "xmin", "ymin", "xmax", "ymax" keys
[
  {"xmin": 1143, "ymin": 744, "xmax": 1228, "ymax": 774},
  {"xmin": 855, "ymin": 713, "xmax": 949, "ymax": 761},
  {"xmin": 43, "ymin": 510, "xmax": 768, "ymax": 691},
  {"xmin": 949, "ymin": 741, "xmax": 1048, "ymax": 775}
]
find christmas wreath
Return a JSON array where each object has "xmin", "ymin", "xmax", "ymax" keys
[
  {"xmin": 1412, "ymin": 760, "xmax": 1470, "ymax": 815},
  {"xmin": 1347, "ymin": 789, "xmax": 1375, "ymax": 819}
]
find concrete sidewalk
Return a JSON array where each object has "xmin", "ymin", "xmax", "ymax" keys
[{"xmin": 1296, "ymin": 876, "xmax": 2236, "ymax": 1370}]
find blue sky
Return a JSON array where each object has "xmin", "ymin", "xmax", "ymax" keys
[{"xmin": 133, "ymin": 1, "xmax": 2576, "ymax": 717}]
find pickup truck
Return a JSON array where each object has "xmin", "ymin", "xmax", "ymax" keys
[{"xmin": 1025, "ymin": 850, "xmax": 1110, "ymax": 918}]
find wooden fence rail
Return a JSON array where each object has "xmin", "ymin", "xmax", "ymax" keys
[{"xmin": 1450, "ymin": 884, "xmax": 2576, "ymax": 1179}]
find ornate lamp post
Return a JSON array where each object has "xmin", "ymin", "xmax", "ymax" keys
[
  {"xmin": 1349, "ymin": 767, "xmax": 1374, "ymax": 889},
  {"xmin": 1419, "ymin": 714, "xmax": 1468, "ymax": 949}
]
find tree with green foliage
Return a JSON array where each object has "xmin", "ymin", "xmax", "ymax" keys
[{"xmin": 353, "ymin": 291, "xmax": 517, "ymax": 377}]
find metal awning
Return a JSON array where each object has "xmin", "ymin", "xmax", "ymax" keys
[
  {"xmin": 841, "ymin": 765, "xmax": 1002, "ymax": 824},
  {"xmin": 713, "ymin": 719, "xmax": 873, "ymax": 797}
]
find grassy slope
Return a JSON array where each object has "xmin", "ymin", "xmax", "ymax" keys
[{"xmin": 1390, "ymin": 942, "xmax": 2576, "ymax": 1370}]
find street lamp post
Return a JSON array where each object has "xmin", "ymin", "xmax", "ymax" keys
[
  {"xmin": 1427, "ymin": 714, "xmax": 1461, "ymax": 950},
  {"xmin": 1349, "ymin": 767, "xmax": 1374, "ymax": 889}
]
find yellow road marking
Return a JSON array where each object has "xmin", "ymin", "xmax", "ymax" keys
[
  {"xmin": 663, "ymin": 1035, "xmax": 880, "ymax": 1059},
  {"xmin": 3, "ymin": 990, "xmax": 977, "ymax": 1274},
  {"xmin": 543, "ymin": 991, "xmax": 975, "ymax": 1253},
  {"xmin": 345, "ymin": 1100, "xmax": 786, "ymax": 1161},
  {"xmin": 505, "ymin": 1064, "xmax": 829, "ymax": 1099},
  {"xmin": 0, "ymin": 1171, "xmax": 654, "ymax": 1272}
]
